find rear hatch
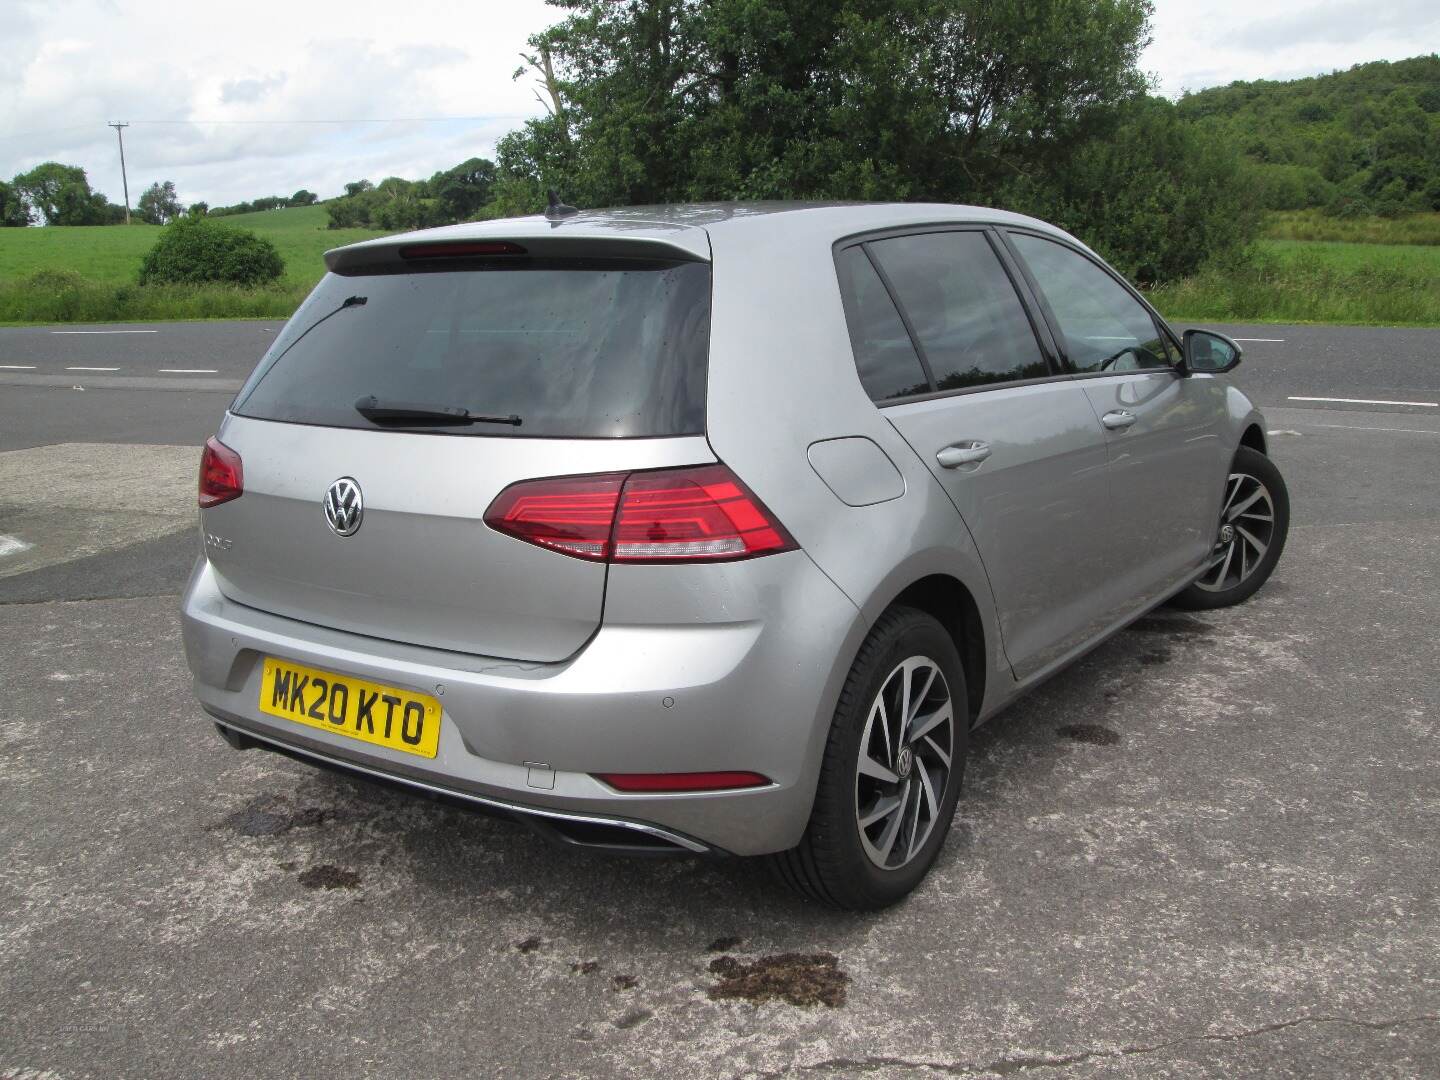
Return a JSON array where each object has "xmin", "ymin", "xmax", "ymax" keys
[{"xmin": 203, "ymin": 236, "xmax": 713, "ymax": 662}]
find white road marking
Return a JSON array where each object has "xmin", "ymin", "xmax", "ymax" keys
[
  {"xmin": 1288, "ymin": 396, "xmax": 1437, "ymax": 408},
  {"xmin": 1234, "ymin": 337, "xmax": 1284, "ymax": 342},
  {"xmin": 158, "ymin": 368, "xmax": 218, "ymax": 374},
  {"xmin": 50, "ymin": 329, "xmax": 157, "ymax": 335},
  {"xmin": 0, "ymin": 364, "xmax": 37, "ymax": 369},
  {"xmin": 65, "ymin": 366, "xmax": 120, "ymax": 372},
  {"xmin": 0, "ymin": 535, "xmax": 32, "ymax": 558},
  {"xmin": 1308, "ymin": 424, "xmax": 1440, "ymax": 436}
]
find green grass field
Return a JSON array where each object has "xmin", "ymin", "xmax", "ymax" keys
[
  {"xmin": 1151, "ymin": 236, "xmax": 1440, "ymax": 326},
  {"xmin": 2, "ymin": 206, "xmax": 1438, "ymax": 326},
  {"xmin": 0, "ymin": 205, "xmax": 383, "ymax": 291},
  {"xmin": 1263, "ymin": 209, "xmax": 1440, "ymax": 246},
  {"xmin": 0, "ymin": 204, "xmax": 385, "ymax": 323}
]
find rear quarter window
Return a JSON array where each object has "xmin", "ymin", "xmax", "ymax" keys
[{"xmin": 234, "ymin": 258, "xmax": 711, "ymax": 438}]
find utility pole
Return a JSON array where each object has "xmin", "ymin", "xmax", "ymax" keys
[{"xmin": 108, "ymin": 122, "xmax": 131, "ymax": 224}]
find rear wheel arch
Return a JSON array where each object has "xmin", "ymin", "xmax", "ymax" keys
[{"xmin": 887, "ymin": 574, "xmax": 985, "ymax": 727}]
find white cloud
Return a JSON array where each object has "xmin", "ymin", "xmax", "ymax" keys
[
  {"xmin": 1145, "ymin": 0, "xmax": 1440, "ymax": 95},
  {"xmin": 0, "ymin": 0, "xmax": 553, "ymax": 206}
]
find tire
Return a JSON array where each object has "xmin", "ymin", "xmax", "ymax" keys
[
  {"xmin": 1169, "ymin": 445, "xmax": 1289, "ymax": 611},
  {"xmin": 769, "ymin": 606, "xmax": 968, "ymax": 910}
]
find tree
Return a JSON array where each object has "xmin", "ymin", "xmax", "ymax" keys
[
  {"xmin": 0, "ymin": 180, "xmax": 32, "ymax": 226},
  {"xmin": 137, "ymin": 180, "xmax": 182, "ymax": 225},
  {"xmin": 289, "ymin": 189, "xmax": 318, "ymax": 206},
  {"xmin": 188, "ymin": 201, "xmax": 209, "ymax": 216},
  {"xmin": 343, "ymin": 180, "xmax": 373, "ymax": 197},
  {"xmin": 428, "ymin": 157, "xmax": 496, "ymax": 221},
  {"xmin": 12, "ymin": 162, "xmax": 110, "ymax": 225},
  {"xmin": 497, "ymin": 0, "xmax": 1153, "ymax": 209},
  {"xmin": 1002, "ymin": 96, "xmax": 1259, "ymax": 283}
]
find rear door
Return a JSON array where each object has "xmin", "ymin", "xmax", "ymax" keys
[
  {"xmin": 1005, "ymin": 231, "xmax": 1224, "ymax": 608},
  {"xmin": 838, "ymin": 230, "xmax": 1115, "ymax": 678},
  {"xmin": 205, "ymin": 247, "xmax": 713, "ymax": 662}
]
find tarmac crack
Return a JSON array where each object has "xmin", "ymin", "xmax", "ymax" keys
[{"xmin": 773, "ymin": 1014, "xmax": 1440, "ymax": 1077}]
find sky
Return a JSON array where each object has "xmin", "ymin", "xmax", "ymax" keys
[{"xmin": 2, "ymin": 0, "xmax": 1437, "ymax": 210}]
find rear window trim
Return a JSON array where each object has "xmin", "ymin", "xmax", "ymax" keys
[
  {"xmin": 221, "ymin": 411, "xmax": 710, "ymax": 443},
  {"xmin": 831, "ymin": 223, "xmax": 1070, "ymax": 407}
]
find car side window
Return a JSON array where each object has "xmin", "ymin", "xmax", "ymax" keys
[
  {"xmin": 1009, "ymin": 233, "xmax": 1174, "ymax": 374},
  {"xmin": 867, "ymin": 231, "xmax": 1050, "ymax": 391},
  {"xmin": 835, "ymin": 245, "xmax": 932, "ymax": 402}
]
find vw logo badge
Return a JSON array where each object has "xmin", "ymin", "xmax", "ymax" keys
[
  {"xmin": 323, "ymin": 477, "xmax": 363, "ymax": 537},
  {"xmin": 895, "ymin": 745, "xmax": 914, "ymax": 781}
]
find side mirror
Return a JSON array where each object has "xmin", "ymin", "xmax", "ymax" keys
[{"xmin": 1181, "ymin": 329, "xmax": 1243, "ymax": 375}]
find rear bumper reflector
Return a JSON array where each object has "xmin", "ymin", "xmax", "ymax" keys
[{"xmin": 594, "ymin": 771, "xmax": 771, "ymax": 793}]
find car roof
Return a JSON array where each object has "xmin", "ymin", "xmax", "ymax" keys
[{"xmin": 325, "ymin": 201, "xmax": 1073, "ymax": 271}]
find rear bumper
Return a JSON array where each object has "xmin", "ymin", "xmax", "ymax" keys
[{"xmin": 180, "ymin": 553, "xmax": 865, "ymax": 856}]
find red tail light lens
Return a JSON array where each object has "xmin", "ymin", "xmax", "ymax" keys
[
  {"xmin": 481, "ymin": 472, "xmax": 625, "ymax": 561},
  {"xmin": 484, "ymin": 465, "xmax": 796, "ymax": 563},
  {"xmin": 198, "ymin": 436, "xmax": 243, "ymax": 508},
  {"xmin": 595, "ymin": 771, "xmax": 771, "ymax": 792}
]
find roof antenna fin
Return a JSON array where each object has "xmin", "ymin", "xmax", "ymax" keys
[{"xmin": 545, "ymin": 189, "xmax": 579, "ymax": 220}]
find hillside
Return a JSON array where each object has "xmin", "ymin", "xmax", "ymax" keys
[{"xmin": 1176, "ymin": 55, "xmax": 1440, "ymax": 215}]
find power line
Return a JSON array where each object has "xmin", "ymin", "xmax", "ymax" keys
[
  {"xmin": 122, "ymin": 115, "xmax": 528, "ymax": 126},
  {"xmin": 0, "ymin": 114, "xmax": 530, "ymax": 142}
]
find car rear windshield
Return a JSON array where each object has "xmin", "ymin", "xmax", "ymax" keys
[{"xmin": 232, "ymin": 257, "xmax": 711, "ymax": 438}]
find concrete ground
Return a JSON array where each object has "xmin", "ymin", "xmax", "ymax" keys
[{"xmin": 1, "ymin": 323, "xmax": 1437, "ymax": 1078}]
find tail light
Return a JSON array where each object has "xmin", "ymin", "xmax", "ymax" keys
[
  {"xmin": 484, "ymin": 464, "xmax": 796, "ymax": 563},
  {"xmin": 199, "ymin": 436, "xmax": 243, "ymax": 508},
  {"xmin": 595, "ymin": 771, "xmax": 771, "ymax": 792}
]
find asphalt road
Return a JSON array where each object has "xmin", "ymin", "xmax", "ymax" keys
[{"xmin": 1, "ymin": 321, "xmax": 1438, "ymax": 1078}]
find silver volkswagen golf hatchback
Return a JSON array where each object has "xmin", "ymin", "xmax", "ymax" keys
[{"xmin": 183, "ymin": 202, "xmax": 1288, "ymax": 909}]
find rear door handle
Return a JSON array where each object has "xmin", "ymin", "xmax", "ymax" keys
[
  {"xmin": 1101, "ymin": 410, "xmax": 1137, "ymax": 430},
  {"xmin": 936, "ymin": 441, "xmax": 992, "ymax": 468}
]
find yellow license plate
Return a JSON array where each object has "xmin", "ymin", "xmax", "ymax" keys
[{"xmin": 258, "ymin": 657, "xmax": 442, "ymax": 759}]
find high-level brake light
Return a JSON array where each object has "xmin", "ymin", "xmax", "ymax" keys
[
  {"xmin": 399, "ymin": 241, "xmax": 527, "ymax": 259},
  {"xmin": 483, "ymin": 464, "xmax": 796, "ymax": 564}
]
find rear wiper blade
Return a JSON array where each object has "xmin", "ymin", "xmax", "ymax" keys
[{"xmin": 354, "ymin": 395, "xmax": 522, "ymax": 427}]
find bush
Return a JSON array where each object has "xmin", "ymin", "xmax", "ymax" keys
[
  {"xmin": 1248, "ymin": 163, "xmax": 1334, "ymax": 210},
  {"xmin": 138, "ymin": 217, "xmax": 284, "ymax": 286}
]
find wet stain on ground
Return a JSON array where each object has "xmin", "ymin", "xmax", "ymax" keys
[
  {"xmin": 614, "ymin": 1007, "xmax": 652, "ymax": 1030},
  {"xmin": 1138, "ymin": 647, "xmax": 1173, "ymax": 665},
  {"xmin": 297, "ymin": 864, "xmax": 361, "ymax": 890},
  {"xmin": 1129, "ymin": 615, "xmax": 1214, "ymax": 637},
  {"xmin": 708, "ymin": 953, "xmax": 849, "ymax": 1008},
  {"xmin": 611, "ymin": 974, "xmax": 639, "ymax": 991},
  {"xmin": 571, "ymin": 960, "xmax": 600, "ymax": 975},
  {"xmin": 221, "ymin": 794, "xmax": 328, "ymax": 838},
  {"xmin": 707, "ymin": 936, "xmax": 743, "ymax": 953},
  {"xmin": 514, "ymin": 935, "xmax": 543, "ymax": 954},
  {"xmin": 1057, "ymin": 723, "xmax": 1122, "ymax": 746}
]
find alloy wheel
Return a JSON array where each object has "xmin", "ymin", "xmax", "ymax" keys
[
  {"xmin": 1196, "ymin": 471, "xmax": 1276, "ymax": 592},
  {"xmin": 854, "ymin": 655, "xmax": 955, "ymax": 870}
]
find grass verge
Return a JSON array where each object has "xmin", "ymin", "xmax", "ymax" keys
[{"xmin": 0, "ymin": 270, "xmax": 309, "ymax": 323}]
